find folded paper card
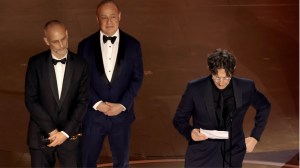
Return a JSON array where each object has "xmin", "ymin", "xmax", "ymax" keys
[{"xmin": 200, "ymin": 128, "xmax": 229, "ymax": 139}]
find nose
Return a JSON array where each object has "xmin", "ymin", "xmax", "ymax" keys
[
  {"xmin": 218, "ymin": 79, "xmax": 226, "ymax": 86},
  {"xmin": 106, "ymin": 18, "xmax": 113, "ymax": 24},
  {"xmin": 58, "ymin": 40, "xmax": 64, "ymax": 48}
]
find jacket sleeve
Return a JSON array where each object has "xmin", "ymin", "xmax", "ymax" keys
[
  {"xmin": 173, "ymin": 83, "xmax": 194, "ymax": 141},
  {"xmin": 249, "ymin": 82, "xmax": 271, "ymax": 141},
  {"xmin": 119, "ymin": 43, "xmax": 144, "ymax": 109},
  {"xmin": 25, "ymin": 57, "xmax": 56, "ymax": 134}
]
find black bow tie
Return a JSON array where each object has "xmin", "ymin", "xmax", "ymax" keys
[
  {"xmin": 52, "ymin": 58, "xmax": 67, "ymax": 65},
  {"xmin": 103, "ymin": 35, "xmax": 117, "ymax": 44}
]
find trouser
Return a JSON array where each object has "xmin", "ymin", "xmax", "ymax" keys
[{"xmin": 82, "ymin": 118, "xmax": 131, "ymax": 168}]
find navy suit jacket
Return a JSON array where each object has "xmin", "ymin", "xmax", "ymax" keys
[
  {"xmin": 173, "ymin": 76, "xmax": 271, "ymax": 167},
  {"xmin": 25, "ymin": 50, "xmax": 89, "ymax": 149},
  {"xmin": 77, "ymin": 30, "xmax": 143, "ymax": 125}
]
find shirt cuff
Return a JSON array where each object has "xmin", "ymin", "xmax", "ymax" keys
[
  {"xmin": 93, "ymin": 101, "xmax": 103, "ymax": 110},
  {"xmin": 61, "ymin": 131, "xmax": 69, "ymax": 138},
  {"xmin": 120, "ymin": 104, "xmax": 126, "ymax": 111}
]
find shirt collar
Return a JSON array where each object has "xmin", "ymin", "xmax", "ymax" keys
[{"xmin": 51, "ymin": 52, "xmax": 68, "ymax": 60}]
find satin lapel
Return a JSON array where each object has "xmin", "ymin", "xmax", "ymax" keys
[
  {"xmin": 59, "ymin": 52, "xmax": 73, "ymax": 106},
  {"xmin": 203, "ymin": 77, "xmax": 219, "ymax": 127},
  {"xmin": 94, "ymin": 32, "xmax": 110, "ymax": 85},
  {"xmin": 48, "ymin": 52, "xmax": 60, "ymax": 105},
  {"xmin": 111, "ymin": 31, "xmax": 125, "ymax": 84},
  {"xmin": 232, "ymin": 77, "xmax": 242, "ymax": 112}
]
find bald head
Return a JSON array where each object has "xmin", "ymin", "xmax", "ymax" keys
[
  {"xmin": 96, "ymin": 0, "xmax": 120, "ymax": 15},
  {"xmin": 43, "ymin": 20, "xmax": 69, "ymax": 58},
  {"xmin": 43, "ymin": 20, "xmax": 67, "ymax": 37}
]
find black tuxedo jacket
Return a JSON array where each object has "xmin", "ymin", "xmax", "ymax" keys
[
  {"xmin": 173, "ymin": 76, "xmax": 271, "ymax": 167},
  {"xmin": 25, "ymin": 50, "xmax": 89, "ymax": 149},
  {"xmin": 77, "ymin": 30, "xmax": 144, "ymax": 125}
]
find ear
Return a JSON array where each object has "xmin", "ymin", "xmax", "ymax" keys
[
  {"xmin": 118, "ymin": 12, "xmax": 121, "ymax": 21},
  {"xmin": 96, "ymin": 16, "xmax": 99, "ymax": 24},
  {"xmin": 65, "ymin": 30, "xmax": 68, "ymax": 38},
  {"xmin": 43, "ymin": 37, "xmax": 50, "ymax": 46}
]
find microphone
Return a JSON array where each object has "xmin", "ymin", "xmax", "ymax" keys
[{"xmin": 229, "ymin": 111, "xmax": 232, "ymax": 167}]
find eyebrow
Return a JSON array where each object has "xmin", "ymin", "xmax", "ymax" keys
[{"xmin": 50, "ymin": 35, "xmax": 67, "ymax": 42}]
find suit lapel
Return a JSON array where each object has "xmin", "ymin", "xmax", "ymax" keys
[
  {"xmin": 203, "ymin": 77, "xmax": 219, "ymax": 127},
  {"xmin": 111, "ymin": 30, "xmax": 125, "ymax": 84},
  {"xmin": 59, "ymin": 52, "xmax": 73, "ymax": 105},
  {"xmin": 94, "ymin": 31, "xmax": 110, "ymax": 85},
  {"xmin": 48, "ymin": 52, "xmax": 60, "ymax": 105}
]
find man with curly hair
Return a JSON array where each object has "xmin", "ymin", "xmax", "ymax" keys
[{"xmin": 173, "ymin": 48, "xmax": 271, "ymax": 167}]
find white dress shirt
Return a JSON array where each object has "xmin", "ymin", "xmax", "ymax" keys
[
  {"xmin": 52, "ymin": 54, "xmax": 67, "ymax": 99},
  {"xmin": 100, "ymin": 30, "xmax": 119, "ymax": 82}
]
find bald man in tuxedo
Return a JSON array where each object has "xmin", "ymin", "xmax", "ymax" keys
[{"xmin": 25, "ymin": 20, "xmax": 89, "ymax": 167}]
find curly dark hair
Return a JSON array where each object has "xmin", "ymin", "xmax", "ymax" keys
[{"xmin": 207, "ymin": 48, "xmax": 236, "ymax": 76}]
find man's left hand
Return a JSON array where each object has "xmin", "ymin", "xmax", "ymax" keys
[
  {"xmin": 245, "ymin": 137, "xmax": 258, "ymax": 153},
  {"xmin": 105, "ymin": 102, "xmax": 124, "ymax": 116},
  {"xmin": 47, "ymin": 132, "xmax": 68, "ymax": 147}
]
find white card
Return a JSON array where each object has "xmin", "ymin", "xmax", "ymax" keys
[{"xmin": 200, "ymin": 128, "xmax": 229, "ymax": 139}]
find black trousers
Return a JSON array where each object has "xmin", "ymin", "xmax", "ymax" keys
[
  {"xmin": 81, "ymin": 118, "xmax": 131, "ymax": 168},
  {"xmin": 29, "ymin": 138, "xmax": 81, "ymax": 167}
]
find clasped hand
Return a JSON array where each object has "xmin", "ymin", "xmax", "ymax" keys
[
  {"xmin": 96, "ymin": 102, "xmax": 123, "ymax": 116},
  {"xmin": 47, "ymin": 129, "xmax": 68, "ymax": 147}
]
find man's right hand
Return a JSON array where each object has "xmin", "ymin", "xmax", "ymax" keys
[
  {"xmin": 191, "ymin": 128, "xmax": 208, "ymax": 141},
  {"xmin": 48, "ymin": 131, "xmax": 68, "ymax": 147},
  {"xmin": 96, "ymin": 102, "xmax": 110, "ymax": 114}
]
